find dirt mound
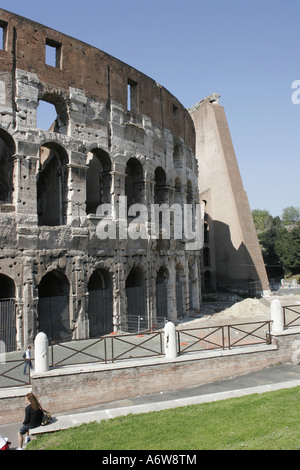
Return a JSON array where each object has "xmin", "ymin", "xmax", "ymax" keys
[{"xmin": 221, "ymin": 298, "xmax": 270, "ymax": 321}]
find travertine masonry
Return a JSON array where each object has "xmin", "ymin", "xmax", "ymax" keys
[{"xmin": 0, "ymin": 9, "xmax": 201, "ymax": 349}]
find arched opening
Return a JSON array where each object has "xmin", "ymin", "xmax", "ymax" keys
[
  {"xmin": 37, "ymin": 94, "xmax": 68, "ymax": 134},
  {"xmin": 86, "ymin": 149, "xmax": 112, "ymax": 215},
  {"xmin": 125, "ymin": 266, "xmax": 146, "ymax": 331},
  {"xmin": 203, "ymin": 247, "xmax": 211, "ymax": 267},
  {"xmin": 154, "ymin": 167, "xmax": 168, "ymax": 205},
  {"xmin": 87, "ymin": 269, "xmax": 113, "ymax": 337},
  {"xmin": 173, "ymin": 143, "xmax": 182, "ymax": 168},
  {"xmin": 176, "ymin": 265, "xmax": 185, "ymax": 318},
  {"xmin": 188, "ymin": 261, "xmax": 199, "ymax": 313},
  {"xmin": 37, "ymin": 143, "xmax": 69, "ymax": 226},
  {"xmin": 156, "ymin": 267, "xmax": 169, "ymax": 321},
  {"xmin": 37, "ymin": 271, "xmax": 71, "ymax": 342},
  {"xmin": 0, "ymin": 274, "xmax": 16, "ymax": 352},
  {"xmin": 187, "ymin": 180, "xmax": 196, "ymax": 234},
  {"xmin": 0, "ymin": 129, "xmax": 15, "ymax": 205},
  {"xmin": 125, "ymin": 158, "xmax": 144, "ymax": 212},
  {"xmin": 174, "ymin": 177, "xmax": 182, "ymax": 205},
  {"xmin": 204, "ymin": 270, "xmax": 211, "ymax": 290}
]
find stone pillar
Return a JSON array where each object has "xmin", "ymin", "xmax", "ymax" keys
[
  {"xmin": 164, "ymin": 321, "xmax": 177, "ymax": 359},
  {"xmin": 34, "ymin": 332, "xmax": 49, "ymax": 373},
  {"xmin": 271, "ymin": 299, "xmax": 284, "ymax": 335}
]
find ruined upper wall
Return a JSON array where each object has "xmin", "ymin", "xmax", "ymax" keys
[{"xmin": 0, "ymin": 9, "xmax": 195, "ymax": 150}]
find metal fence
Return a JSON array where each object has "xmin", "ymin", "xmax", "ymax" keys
[
  {"xmin": 283, "ymin": 305, "xmax": 300, "ymax": 328},
  {"xmin": 0, "ymin": 352, "xmax": 32, "ymax": 388},
  {"xmin": 177, "ymin": 321, "xmax": 271, "ymax": 354},
  {"xmin": 1, "ymin": 320, "xmax": 273, "ymax": 389},
  {"xmin": 49, "ymin": 330, "xmax": 165, "ymax": 367},
  {"xmin": 202, "ymin": 281, "xmax": 262, "ymax": 301},
  {"xmin": 0, "ymin": 299, "xmax": 16, "ymax": 352},
  {"xmin": 121, "ymin": 314, "xmax": 167, "ymax": 334}
]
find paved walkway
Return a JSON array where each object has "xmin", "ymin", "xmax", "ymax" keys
[{"xmin": 1, "ymin": 362, "xmax": 300, "ymax": 449}]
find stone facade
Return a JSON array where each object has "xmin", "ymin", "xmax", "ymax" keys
[{"xmin": 0, "ymin": 10, "xmax": 201, "ymax": 349}]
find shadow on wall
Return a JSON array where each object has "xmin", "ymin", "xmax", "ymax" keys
[{"xmin": 204, "ymin": 219, "xmax": 263, "ymax": 292}]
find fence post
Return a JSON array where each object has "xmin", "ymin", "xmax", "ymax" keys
[
  {"xmin": 270, "ymin": 299, "xmax": 284, "ymax": 335},
  {"xmin": 34, "ymin": 332, "xmax": 49, "ymax": 373},
  {"xmin": 164, "ymin": 321, "xmax": 177, "ymax": 359}
]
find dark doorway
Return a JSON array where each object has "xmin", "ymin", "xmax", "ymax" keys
[{"xmin": 87, "ymin": 269, "xmax": 113, "ymax": 337}]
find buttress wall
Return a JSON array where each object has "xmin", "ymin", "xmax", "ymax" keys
[{"xmin": 190, "ymin": 97, "xmax": 269, "ymax": 293}]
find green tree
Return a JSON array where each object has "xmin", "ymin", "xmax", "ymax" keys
[
  {"xmin": 281, "ymin": 206, "xmax": 300, "ymax": 226},
  {"xmin": 252, "ymin": 209, "xmax": 273, "ymax": 232},
  {"xmin": 257, "ymin": 217, "xmax": 284, "ymax": 278},
  {"xmin": 275, "ymin": 225, "xmax": 300, "ymax": 274}
]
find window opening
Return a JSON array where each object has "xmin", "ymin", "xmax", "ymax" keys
[
  {"xmin": 46, "ymin": 39, "xmax": 62, "ymax": 68},
  {"xmin": 0, "ymin": 21, "xmax": 7, "ymax": 51},
  {"xmin": 37, "ymin": 100, "xmax": 58, "ymax": 131},
  {"xmin": 127, "ymin": 79, "xmax": 138, "ymax": 113}
]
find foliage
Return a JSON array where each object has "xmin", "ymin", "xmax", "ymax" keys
[
  {"xmin": 27, "ymin": 386, "xmax": 300, "ymax": 450},
  {"xmin": 252, "ymin": 209, "xmax": 273, "ymax": 232},
  {"xmin": 282, "ymin": 206, "xmax": 300, "ymax": 226},
  {"xmin": 252, "ymin": 206, "xmax": 300, "ymax": 276},
  {"xmin": 275, "ymin": 224, "xmax": 300, "ymax": 274}
]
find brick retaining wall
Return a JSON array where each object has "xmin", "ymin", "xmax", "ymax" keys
[{"xmin": 1, "ymin": 328, "xmax": 299, "ymax": 425}]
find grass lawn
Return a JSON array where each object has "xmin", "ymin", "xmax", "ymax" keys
[{"xmin": 27, "ymin": 386, "xmax": 300, "ymax": 450}]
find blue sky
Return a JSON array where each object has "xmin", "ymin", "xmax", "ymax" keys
[{"xmin": 2, "ymin": 0, "xmax": 300, "ymax": 217}]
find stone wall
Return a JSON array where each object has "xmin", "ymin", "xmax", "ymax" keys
[{"xmin": 0, "ymin": 9, "xmax": 201, "ymax": 350}]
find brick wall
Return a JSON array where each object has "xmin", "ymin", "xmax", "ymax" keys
[{"xmin": 2, "ymin": 330, "xmax": 298, "ymax": 425}]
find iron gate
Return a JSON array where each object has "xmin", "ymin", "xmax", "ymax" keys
[
  {"xmin": 0, "ymin": 299, "xmax": 16, "ymax": 352},
  {"xmin": 88, "ymin": 289, "xmax": 113, "ymax": 337},
  {"xmin": 38, "ymin": 295, "xmax": 71, "ymax": 342},
  {"xmin": 156, "ymin": 282, "xmax": 168, "ymax": 319},
  {"xmin": 125, "ymin": 286, "xmax": 146, "ymax": 332},
  {"xmin": 176, "ymin": 281, "xmax": 184, "ymax": 317}
]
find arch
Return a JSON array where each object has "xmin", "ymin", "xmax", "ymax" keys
[
  {"xmin": 156, "ymin": 266, "xmax": 169, "ymax": 320},
  {"xmin": 125, "ymin": 158, "xmax": 144, "ymax": 210},
  {"xmin": 0, "ymin": 274, "xmax": 16, "ymax": 351},
  {"xmin": 37, "ymin": 270, "xmax": 71, "ymax": 342},
  {"xmin": 154, "ymin": 167, "xmax": 168, "ymax": 205},
  {"xmin": 125, "ymin": 266, "xmax": 146, "ymax": 331},
  {"xmin": 187, "ymin": 179, "xmax": 196, "ymax": 232},
  {"xmin": 86, "ymin": 149, "xmax": 112, "ymax": 215},
  {"xmin": 188, "ymin": 260, "xmax": 199, "ymax": 313},
  {"xmin": 0, "ymin": 273, "xmax": 15, "ymax": 299},
  {"xmin": 173, "ymin": 142, "xmax": 182, "ymax": 168},
  {"xmin": 37, "ymin": 142, "xmax": 69, "ymax": 226},
  {"xmin": 176, "ymin": 264, "xmax": 185, "ymax": 318},
  {"xmin": 37, "ymin": 92, "xmax": 68, "ymax": 134},
  {"xmin": 203, "ymin": 247, "xmax": 211, "ymax": 267},
  {"xmin": 0, "ymin": 129, "xmax": 15, "ymax": 204},
  {"xmin": 174, "ymin": 177, "xmax": 182, "ymax": 204},
  {"xmin": 87, "ymin": 268, "xmax": 113, "ymax": 337},
  {"xmin": 186, "ymin": 180, "xmax": 193, "ymax": 204},
  {"xmin": 204, "ymin": 270, "xmax": 211, "ymax": 290}
]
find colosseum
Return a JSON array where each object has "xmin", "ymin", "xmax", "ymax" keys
[{"xmin": 0, "ymin": 9, "xmax": 204, "ymax": 350}]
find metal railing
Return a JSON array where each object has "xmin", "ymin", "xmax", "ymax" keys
[
  {"xmin": 0, "ymin": 357, "xmax": 32, "ymax": 388},
  {"xmin": 283, "ymin": 305, "xmax": 300, "ymax": 328},
  {"xmin": 1, "ymin": 320, "xmax": 272, "ymax": 388},
  {"xmin": 49, "ymin": 330, "xmax": 164, "ymax": 367},
  {"xmin": 177, "ymin": 321, "xmax": 271, "ymax": 355}
]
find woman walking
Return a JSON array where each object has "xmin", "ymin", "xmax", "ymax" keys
[{"xmin": 17, "ymin": 393, "xmax": 43, "ymax": 450}]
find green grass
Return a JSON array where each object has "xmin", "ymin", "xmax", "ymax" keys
[{"xmin": 27, "ymin": 386, "xmax": 300, "ymax": 450}]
